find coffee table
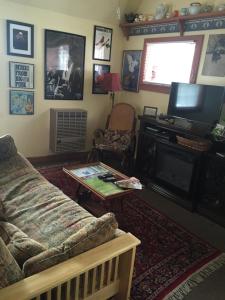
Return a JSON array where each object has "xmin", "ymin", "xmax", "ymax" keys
[{"xmin": 63, "ymin": 162, "xmax": 133, "ymax": 204}]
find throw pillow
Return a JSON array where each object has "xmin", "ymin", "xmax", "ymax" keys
[
  {"xmin": 0, "ymin": 221, "xmax": 46, "ymax": 267},
  {"xmin": 0, "ymin": 135, "xmax": 17, "ymax": 161},
  {"xmin": 23, "ymin": 213, "xmax": 118, "ymax": 277},
  {"xmin": 63, "ymin": 212, "xmax": 118, "ymax": 257},
  {"xmin": 23, "ymin": 246, "xmax": 66, "ymax": 277},
  {"xmin": 0, "ymin": 237, "xmax": 24, "ymax": 288}
]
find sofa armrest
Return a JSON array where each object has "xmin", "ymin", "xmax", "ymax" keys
[{"xmin": 0, "ymin": 233, "xmax": 140, "ymax": 300}]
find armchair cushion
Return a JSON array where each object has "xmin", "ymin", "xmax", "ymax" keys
[
  {"xmin": 0, "ymin": 135, "xmax": 17, "ymax": 161},
  {"xmin": 0, "ymin": 221, "xmax": 46, "ymax": 268},
  {"xmin": 0, "ymin": 237, "xmax": 24, "ymax": 288},
  {"xmin": 97, "ymin": 129, "xmax": 132, "ymax": 152}
]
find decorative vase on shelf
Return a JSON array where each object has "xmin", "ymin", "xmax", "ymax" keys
[
  {"xmin": 124, "ymin": 13, "xmax": 136, "ymax": 23},
  {"xmin": 188, "ymin": 2, "xmax": 202, "ymax": 15}
]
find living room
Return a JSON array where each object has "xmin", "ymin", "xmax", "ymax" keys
[{"xmin": 0, "ymin": 0, "xmax": 225, "ymax": 299}]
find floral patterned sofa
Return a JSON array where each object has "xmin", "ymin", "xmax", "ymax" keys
[{"xmin": 0, "ymin": 135, "xmax": 140, "ymax": 300}]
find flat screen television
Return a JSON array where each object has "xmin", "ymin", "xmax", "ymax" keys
[{"xmin": 167, "ymin": 82, "xmax": 225, "ymax": 126}]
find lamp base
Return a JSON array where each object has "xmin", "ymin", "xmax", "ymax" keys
[{"xmin": 110, "ymin": 92, "xmax": 115, "ymax": 109}]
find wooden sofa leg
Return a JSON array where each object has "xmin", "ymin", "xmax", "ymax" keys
[{"xmin": 116, "ymin": 247, "xmax": 136, "ymax": 300}]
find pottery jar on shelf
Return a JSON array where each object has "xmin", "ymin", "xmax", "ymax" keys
[
  {"xmin": 217, "ymin": 3, "xmax": 225, "ymax": 11},
  {"xmin": 189, "ymin": 2, "xmax": 202, "ymax": 15}
]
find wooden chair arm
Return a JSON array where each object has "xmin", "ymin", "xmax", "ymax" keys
[{"xmin": 93, "ymin": 128, "xmax": 105, "ymax": 146}]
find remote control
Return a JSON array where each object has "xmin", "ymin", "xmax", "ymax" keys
[
  {"xmin": 98, "ymin": 173, "xmax": 112, "ymax": 179},
  {"xmin": 103, "ymin": 177, "xmax": 117, "ymax": 182}
]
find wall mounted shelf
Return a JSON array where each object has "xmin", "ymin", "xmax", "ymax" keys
[{"xmin": 120, "ymin": 11, "xmax": 225, "ymax": 39}]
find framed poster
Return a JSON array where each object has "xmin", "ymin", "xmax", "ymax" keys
[
  {"xmin": 9, "ymin": 62, "xmax": 34, "ymax": 89},
  {"xmin": 7, "ymin": 20, "xmax": 34, "ymax": 57},
  {"xmin": 10, "ymin": 90, "xmax": 34, "ymax": 115},
  {"xmin": 92, "ymin": 64, "xmax": 110, "ymax": 94},
  {"xmin": 202, "ymin": 34, "xmax": 225, "ymax": 77},
  {"xmin": 45, "ymin": 29, "xmax": 86, "ymax": 100},
  {"xmin": 121, "ymin": 50, "xmax": 142, "ymax": 92},
  {"xmin": 93, "ymin": 26, "xmax": 112, "ymax": 61}
]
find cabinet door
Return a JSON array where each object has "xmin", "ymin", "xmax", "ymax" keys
[
  {"xmin": 135, "ymin": 132, "xmax": 156, "ymax": 177},
  {"xmin": 200, "ymin": 155, "xmax": 225, "ymax": 211}
]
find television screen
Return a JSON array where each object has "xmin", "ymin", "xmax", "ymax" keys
[{"xmin": 168, "ymin": 82, "xmax": 225, "ymax": 125}]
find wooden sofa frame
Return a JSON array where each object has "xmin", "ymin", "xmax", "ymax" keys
[{"xmin": 0, "ymin": 233, "xmax": 140, "ymax": 300}]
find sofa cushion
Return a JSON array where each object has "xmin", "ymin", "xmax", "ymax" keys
[
  {"xmin": 1, "ymin": 152, "xmax": 98, "ymax": 249},
  {"xmin": 0, "ymin": 201, "xmax": 5, "ymax": 221},
  {"xmin": 0, "ymin": 221, "xmax": 46, "ymax": 267},
  {"xmin": 0, "ymin": 135, "xmax": 17, "ymax": 161},
  {"xmin": 23, "ymin": 213, "xmax": 118, "ymax": 277},
  {"xmin": 0, "ymin": 237, "xmax": 24, "ymax": 288}
]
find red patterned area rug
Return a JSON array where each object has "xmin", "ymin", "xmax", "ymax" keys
[{"xmin": 38, "ymin": 164, "xmax": 225, "ymax": 300}]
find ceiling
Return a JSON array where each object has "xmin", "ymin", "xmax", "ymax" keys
[{"xmin": 7, "ymin": 0, "xmax": 144, "ymax": 24}]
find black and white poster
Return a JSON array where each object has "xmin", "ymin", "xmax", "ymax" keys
[
  {"xmin": 9, "ymin": 62, "xmax": 34, "ymax": 89},
  {"xmin": 7, "ymin": 20, "xmax": 34, "ymax": 57},
  {"xmin": 45, "ymin": 29, "xmax": 86, "ymax": 100}
]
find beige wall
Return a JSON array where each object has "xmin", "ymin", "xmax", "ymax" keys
[
  {"xmin": 0, "ymin": 0, "xmax": 124, "ymax": 157},
  {"xmin": 120, "ymin": 0, "xmax": 225, "ymax": 116}
]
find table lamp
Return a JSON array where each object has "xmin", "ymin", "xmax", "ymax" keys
[{"xmin": 102, "ymin": 73, "xmax": 121, "ymax": 108}]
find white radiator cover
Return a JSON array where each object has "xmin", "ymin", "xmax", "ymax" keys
[{"xmin": 50, "ymin": 108, "xmax": 87, "ymax": 153}]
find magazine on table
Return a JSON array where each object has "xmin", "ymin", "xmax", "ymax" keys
[{"xmin": 71, "ymin": 165, "xmax": 108, "ymax": 178}]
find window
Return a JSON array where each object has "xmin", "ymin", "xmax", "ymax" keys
[{"xmin": 140, "ymin": 35, "xmax": 204, "ymax": 94}]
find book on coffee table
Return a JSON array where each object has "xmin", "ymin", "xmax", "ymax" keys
[
  {"xmin": 83, "ymin": 177, "xmax": 123, "ymax": 196},
  {"xmin": 71, "ymin": 165, "xmax": 108, "ymax": 178}
]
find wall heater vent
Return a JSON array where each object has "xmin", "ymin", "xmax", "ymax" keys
[{"xmin": 50, "ymin": 108, "xmax": 87, "ymax": 153}]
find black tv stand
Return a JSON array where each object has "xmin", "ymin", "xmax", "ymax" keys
[
  {"xmin": 158, "ymin": 113, "xmax": 177, "ymax": 123},
  {"xmin": 136, "ymin": 115, "xmax": 225, "ymax": 227}
]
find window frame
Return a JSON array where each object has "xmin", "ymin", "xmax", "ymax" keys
[{"xmin": 139, "ymin": 35, "xmax": 204, "ymax": 94}]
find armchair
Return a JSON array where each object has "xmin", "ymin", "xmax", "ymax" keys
[{"xmin": 88, "ymin": 103, "xmax": 136, "ymax": 172}]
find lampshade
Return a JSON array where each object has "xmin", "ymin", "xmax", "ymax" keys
[{"xmin": 102, "ymin": 73, "xmax": 121, "ymax": 92}]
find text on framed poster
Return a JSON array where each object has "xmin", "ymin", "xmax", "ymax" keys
[{"xmin": 9, "ymin": 61, "xmax": 34, "ymax": 89}]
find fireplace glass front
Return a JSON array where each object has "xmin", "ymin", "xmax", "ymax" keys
[{"xmin": 155, "ymin": 143, "xmax": 196, "ymax": 193}]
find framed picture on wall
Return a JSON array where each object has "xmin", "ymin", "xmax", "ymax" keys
[
  {"xmin": 92, "ymin": 64, "xmax": 110, "ymax": 94},
  {"xmin": 93, "ymin": 26, "xmax": 112, "ymax": 61},
  {"xmin": 9, "ymin": 90, "xmax": 34, "ymax": 115},
  {"xmin": 9, "ymin": 62, "xmax": 34, "ymax": 89},
  {"xmin": 45, "ymin": 29, "xmax": 86, "ymax": 100},
  {"xmin": 202, "ymin": 34, "xmax": 225, "ymax": 77},
  {"xmin": 143, "ymin": 106, "xmax": 158, "ymax": 118},
  {"xmin": 121, "ymin": 50, "xmax": 142, "ymax": 92},
  {"xmin": 7, "ymin": 20, "xmax": 34, "ymax": 57}
]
